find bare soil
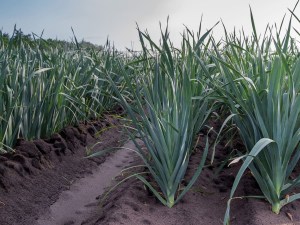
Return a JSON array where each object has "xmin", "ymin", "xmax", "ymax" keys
[
  {"xmin": 1, "ymin": 118, "xmax": 300, "ymax": 225},
  {"xmin": 36, "ymin": 141, "xmax": 136, "ymax": 225},
  {"xmin": 82, "ymin": 121, "xmax": 300, "ymax": 225},
  {"xmin": 0, "ymin": 114, "xmax": 126, "ymax": 225}
]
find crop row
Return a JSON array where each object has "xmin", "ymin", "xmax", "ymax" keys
[{"xmin": 1, "ymin": 9, "xmax": 300, "ymax": 224}]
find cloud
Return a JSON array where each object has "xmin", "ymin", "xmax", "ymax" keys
[{"xmin": 0, "ymin": 0, "xmax": 299, "ymax": 50}]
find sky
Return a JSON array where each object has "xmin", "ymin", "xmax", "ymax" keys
[{"xmin": 0, "ymin": 0, "xmax": 300, "ymax": 50}]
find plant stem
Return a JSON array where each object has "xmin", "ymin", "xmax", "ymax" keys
[
  {"xmin": 272, "ymin": 202, "xmax": 281, "ymax": 214},
  {"xmin": 167, "ymin": 194, "xmax": 175, "ymax": 208}
]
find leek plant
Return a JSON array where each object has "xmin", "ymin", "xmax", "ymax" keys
[
  {"xmin": 107, "ymin": 24, "xmax": 214, "ymax": 207},
  {"xmin": 0, "ymin": 29, "xmax": 123, "ymax": 152},
  {"xmin": 202, "ymin": 9, "xmax": 300, "ymax": 223}
]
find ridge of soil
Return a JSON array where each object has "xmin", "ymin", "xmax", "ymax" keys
[
  {"xmin": 1, "ymin": 116, "xmax": 300, "ymax": 225},
  {"xmin": 36, "ymin": 140, "xmax": 137, "ymax": 225},
  {"xmin": 82, "ymin": 120, "xmax": 300, "ymax": 225},
  {"xmin": 0, "ymin": 114, "xmax": 125, "ymax": 225}
]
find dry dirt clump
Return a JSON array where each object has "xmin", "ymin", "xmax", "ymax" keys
[
  {"xmin": 85, "ymin": 121, "xmax": 300, "ymax": 225},
  {"xmin": 0, "ymin": 115, "xmax": 125, "ymax": 225}
]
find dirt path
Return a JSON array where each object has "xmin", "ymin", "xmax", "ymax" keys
[
  {"xmin": 36, "ymin": 141, "xmax": 136, "ymax": 225},
  {"xmin": 81, "ymin": 132, "xmax": 300, "ymax": 225},
  {"xmin": 0, "ymin": 116, "xmax": 126, "ymax": 225},
  {"xmin": 86, "ymin": 141, "xmax": 253, "ymax": 225},
  {"xmin": 1, "ymin": 117, "xmax": 300, "ymax": 225}
]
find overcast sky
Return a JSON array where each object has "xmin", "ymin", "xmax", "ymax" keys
[{"xmin": 0, "ymin": 0, "xmax": 299, "ymax": 50}]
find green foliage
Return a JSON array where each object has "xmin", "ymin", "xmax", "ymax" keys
[
  {"xmin": 0, "ymin": 28, "xmax": 124, "ymax": 152},
  {"xmin": 2, "ymin": 5, "xmax": 300, "ymax": 221},
  {"xmin": 107, "ymin": 24, "xmax": 214, "ymax": 207},
  {"xmin": 201, "ymin": 7, "xmax": 300, "ymax": 224}
]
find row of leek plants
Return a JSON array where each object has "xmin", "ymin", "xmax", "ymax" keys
[
  {"xmin": 0, "ymin": 29, "xmax": 125, "ymax": 153},
  {"xmin": 199, "ymin": 9, "xmax": 300, "ymax": 224},
  {"xmin": 105, "ymin": 24, "xmax": 215, "ymax": 207}
]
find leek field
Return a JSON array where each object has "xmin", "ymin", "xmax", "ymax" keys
[{"xmin": 1, "ymin": 8, "xmax": 300, "ymax": 224}]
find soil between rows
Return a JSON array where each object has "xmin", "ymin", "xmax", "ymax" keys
[
  {"xmin": 78, "ymin": 120, "xmax": 300, "ymax": 225},
  {"xmin": 0, "ymin": 117, "xmax": 300, "ymax": 225},
  {"xmin": 0, "ymin": 114, "xmax": 126, "ymax": 225}
]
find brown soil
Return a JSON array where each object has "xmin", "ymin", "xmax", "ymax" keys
[
  {"xmin": 36, "ymin": 141, "xmax": 137, "ymax": 225},
  {"xmin": 0, "ymin": 114, "xmax": 126, "ymax": 225},
  {"xmin": 82, "ymin": 121, "xmax": 300, "ymax": 225},
  {"xmin": 1, "ymin": 118, "xmax": 300, "ymax": 225}
]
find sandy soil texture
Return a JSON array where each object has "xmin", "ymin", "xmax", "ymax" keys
[
  {"xmin": 82, "ymin": 122, "xmax": 300, "ymax": 225},
  {"xmin": 1, "ymin": 118, "xmax": 300, "ymax": 225},
  {"xmin": 0, "ymin": 115, "xmax": 126, "ymax": 225}
]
